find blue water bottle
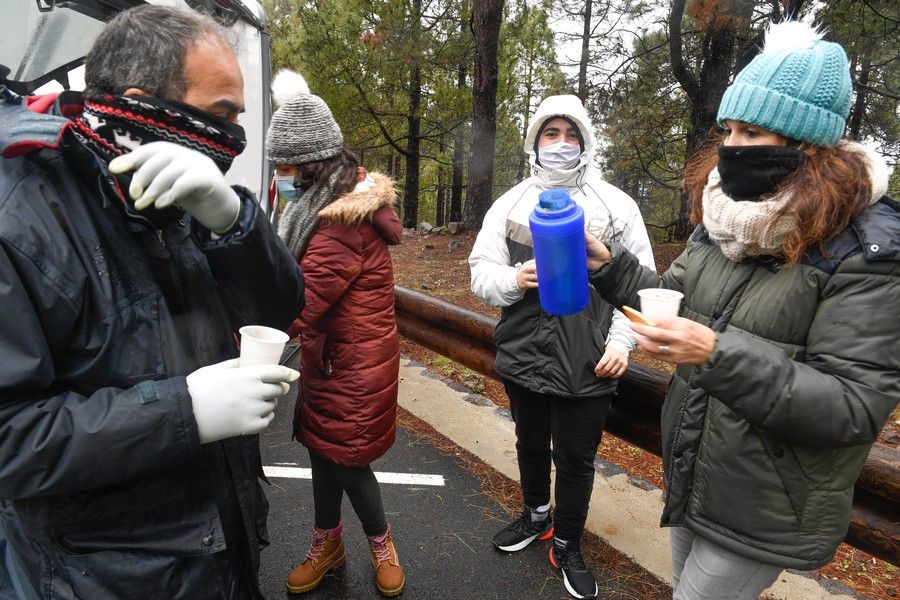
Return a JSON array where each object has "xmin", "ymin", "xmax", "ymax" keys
[{"xmin": 529, "ymin": 189, "xmax": 589, "ymax": 316}]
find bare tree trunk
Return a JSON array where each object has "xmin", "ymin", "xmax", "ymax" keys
[
  {"xmin": 436, "ymin": 136, "xmax": 447, "ymax": 226},
  {"xmin": 848, "ymin": 59, "xmax": 871, "ymax": 140},
  {"xmin": 450, "ymin": 64, "xmax": 466, "ymax": 222},
  {"xmin": 517, "ymin": 44, "xmax": 534, "ymax": 181},
  {"xmin": 669, "ymin": 0, "xmax": 755, "ymax": 239},
  {"xmin": 386, "ymin": 154, "xmax": 401, "ymax": 185},
  {"xmin": 402, "ymin": 0, "xmax": 423, "ymax": 229},
  {"xmin": 463, "ymin": 0, "xmax": 503, "ymax": 230},
  {"xmin": 436, "ymin": 182, "xmax": 446, "ymax": 226},
  {"xmin": 577, "ymin": 0, "xmax": 592, "ymax": 103},
  {"xmin": 403, "ymin": 64, "xmax": 421, "ymax": 229}
]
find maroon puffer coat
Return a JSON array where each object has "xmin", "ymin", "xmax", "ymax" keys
[{"xmin": 288, "ymin": 173, "xmax": 402, "ymax": 466}]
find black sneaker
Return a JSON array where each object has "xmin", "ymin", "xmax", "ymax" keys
[
  {"xmin": 491, "ymin": 510, "xmax": 554, "ymax": 552},
  {"xmin": 549, "ymin": 541, "xmax": 598, "ymax": 599}
]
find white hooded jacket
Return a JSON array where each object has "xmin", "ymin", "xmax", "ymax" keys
[{"xmin": 468, "ymin": 95, "xmax": 655, "ymax": 397}]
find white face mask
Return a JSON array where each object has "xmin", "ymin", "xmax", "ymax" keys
[{"xmin": 538, "ymin": 141, "xmax": 582, "ymax": 171}]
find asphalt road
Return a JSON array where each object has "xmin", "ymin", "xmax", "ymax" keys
[{"xmin": 257, "ymin": 354, "xmax": 578, "ymax": 600}]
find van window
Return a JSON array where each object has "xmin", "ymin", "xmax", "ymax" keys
[{"xmin": 1, "ymin": 2, "xmax": 104, "ymax": 92}]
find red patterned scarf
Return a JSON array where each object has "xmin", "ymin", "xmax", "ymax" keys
[{"xmin": 72, "ymin": 94, "xmax": 245, "ymax": 173}]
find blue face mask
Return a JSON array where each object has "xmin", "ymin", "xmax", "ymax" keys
[{"xmin": 274, "ymin": 175, "xmax": 300, "ymax": 203}]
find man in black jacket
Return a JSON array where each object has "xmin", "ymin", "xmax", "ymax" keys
[{"xmin": 0, "ymin": 6, "xmax": 303, "ymax": 599}]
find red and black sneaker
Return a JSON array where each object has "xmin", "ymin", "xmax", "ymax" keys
[
  {"xmin": 549, "ymin": 539, "xmax": 598, "ymax": 599},
  {"xmin": 491, "ymin": 510, "xmax": 554, "ymax": 552}
]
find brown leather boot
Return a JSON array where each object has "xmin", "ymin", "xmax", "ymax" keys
[
  {"xmin": 367, "ymin": 524, "xmax": 405, "ymax": 597},
  {"xmin": 286, "ymin": 523, "xmax": 345, "ymax": 594}
]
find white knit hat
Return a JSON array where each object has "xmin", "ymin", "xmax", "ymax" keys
[{"xmin": 265, "ymin": 70, "xmax": 343, "ymax": 164}]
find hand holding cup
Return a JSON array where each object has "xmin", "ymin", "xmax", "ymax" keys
[
  {"xmin": 624, "ymin": 288, "xmax": 715, "ymax": 364},
  {"xmin": 630, "ymin": 317, "xmax": 717, "ymax": 365},
  {"xmin": 186, "ymin": 358, "xmax": 299, "ymax": 444}
]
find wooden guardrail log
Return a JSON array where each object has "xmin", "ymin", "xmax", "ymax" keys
[
  {"xmin": 848, "ymin": 493, "xmax": 900, "ymax": 563},
  {"xmin": 395, "ymin": 287, "xmax": 497, "ymax": 343},
  {"xmin": 855, "ymin": 444, "xmax": 899, "ymax": 509},
  {"xmin": 397, "ymin": 313, "xmax": 497, "ymax": 379}
]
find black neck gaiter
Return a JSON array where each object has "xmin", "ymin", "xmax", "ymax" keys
[{"xmin": 717, "ymin": 145, "xmax": 804, "ymax": 200}]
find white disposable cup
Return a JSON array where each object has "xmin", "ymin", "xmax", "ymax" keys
[
  {"xmin": 239, "ymin": 325, "xmax": 289, "ymax": 367},
  {"xmin": 637, "ymin": 288, "xmax": 684, "ymax": 321}
]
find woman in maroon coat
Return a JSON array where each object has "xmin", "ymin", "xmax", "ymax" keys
[
  {"xmin": 289, "ymin": 172, "xmax": 402, "ymax": 468},
  {"xmin": 265, "ymin": 70, "xmax": 404, "ymax": 597}
]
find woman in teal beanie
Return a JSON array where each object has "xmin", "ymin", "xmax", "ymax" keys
[{"xmin": 584, "ymin": 20, "xmax": 898, "ymax": 599}]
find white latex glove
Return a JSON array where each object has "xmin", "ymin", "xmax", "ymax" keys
[
  {"xmin": 109, "ymin": 142, "xmax": 241, "ymax": 234},
  {"xmin": 186, "ymin": 358, "xmax": 300, "ymax": 444}
]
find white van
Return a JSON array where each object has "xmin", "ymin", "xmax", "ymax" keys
[{"xmin": 1, "ymin": 0, "xmax": 273, "ymax": 211}]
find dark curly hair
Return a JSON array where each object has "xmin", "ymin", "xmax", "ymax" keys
[{"xmin": 297, "ymin": 148, "xmax": 361, "ymax": 202}]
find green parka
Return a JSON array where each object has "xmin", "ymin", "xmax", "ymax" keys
[{"xmin": 589, "ymin": 195, "xmax": 899, "ymax": 570}]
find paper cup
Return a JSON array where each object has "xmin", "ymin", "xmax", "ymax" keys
[
  {"xmin": 637, "ymin": 288, "xmax": 684, "ymax": 321},
  {"xmin": 239, "ymin": 325, "xmax": 289, "ymax": 367}
]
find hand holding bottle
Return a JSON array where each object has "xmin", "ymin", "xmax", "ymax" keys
[
  {"xmin": 585, "ymin": 230, "xmax": 611, "ymax": 271},
  {"xmin": 515, "ymin": 260, "xmax": 538, "ymax": 290}
]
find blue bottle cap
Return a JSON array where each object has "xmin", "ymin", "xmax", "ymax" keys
[{"xmin": 538, "ymin": 189, "xmax": 571, "ymax": 211}]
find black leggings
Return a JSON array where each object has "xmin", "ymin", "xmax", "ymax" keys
[
  {"xmin": 308, "ymin": 450, "xmax": 388, "ymax": 537},
  {"xmin": 505, "ymin": 379, "xmax": 611, "ymax": 542}
]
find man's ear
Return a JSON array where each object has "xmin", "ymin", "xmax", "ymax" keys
[{"xmin": 123, "ymin": 88, "xmax": 149, "ymax": 97}]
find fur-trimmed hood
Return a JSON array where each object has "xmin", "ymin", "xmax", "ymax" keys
[
  {"xmin": 318, "ymin": 172, "xmax": 402, "ymax": 244},
  {"xmin": 319, "ymin": 173, "xmax": 395, "ymax": 224},
  {"xmin": 843, "ymin": 140, "xmax": 890, "ymax": 204}
]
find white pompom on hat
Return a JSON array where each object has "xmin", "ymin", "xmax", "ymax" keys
[
  {"xmin": 272, "ymin": 69, "xmax": 310, "ymax": 107},
  {"xmin": 265, "ymin": 69, "xmax": 343, "ymax": 165}
]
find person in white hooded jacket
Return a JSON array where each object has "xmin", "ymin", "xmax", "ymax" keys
[{"xmin": 468, "ymin": 94, "xmax": 654, "ymax": 600}]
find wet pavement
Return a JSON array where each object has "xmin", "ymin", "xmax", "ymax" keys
[{"xmin": 257, "ymin": 356, "xmax": 577, "ymax": 600}]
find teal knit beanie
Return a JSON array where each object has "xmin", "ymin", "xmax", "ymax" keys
[{"xmin": 717, "ymin": 21, "xmax": 852, "ymax": 147}]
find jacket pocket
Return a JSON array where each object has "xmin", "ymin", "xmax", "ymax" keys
[
  {"xmin": 690, "ymin": 399, "xmax": 802, "ymax": 542},
  {"xmin": 54, "ymin": 548, "xmax": 229, "ymax": 600},
  {"xmin": 301, "ymin": 334, "xmax": 328, "ymax": 377},
  {"xmin": 323, "ymin": 339, "xmax": 333, "ymax": 378},
  {"xmin": 755, "ymin": 429, "xmax": 809, "ymax": 520},
  {"xmin": 86, "ymin": 292, "xmax": 167, "ymax": 388}
]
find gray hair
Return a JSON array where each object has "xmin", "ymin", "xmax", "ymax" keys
[{"xmin": 83, "ymin": 5, "xmax": 237, "ymax": 101}]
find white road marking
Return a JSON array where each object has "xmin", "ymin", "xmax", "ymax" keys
[{"xmin": 263, "ymin": 465, "xmax": 445, "ymax": 487}]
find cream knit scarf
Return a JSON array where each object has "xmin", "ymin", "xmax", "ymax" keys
[
  {"xmin": 702, "ymin": 140, "xmax": 888, "ymax": 262},
  {"xmin": 701, "ymin": 168, "xmax": 793, "ymax": 261}
]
